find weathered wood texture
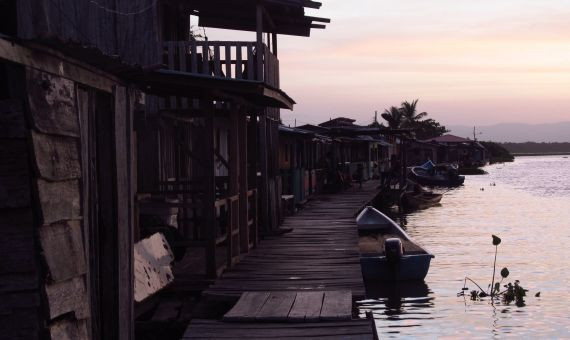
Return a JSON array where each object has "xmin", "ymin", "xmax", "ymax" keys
[
  {"xmin": 31, "ymin": 131, "xmax": 81, "ymax": 181},
  {"xmin": 0, "ymin": 63, "xmax": 43, "ymax": 340},
  {"xmin": 113, "ymin": 85, "xmax": 135, "ymax": 340},
  {"xmin": 224, "ymin": 291, "xmax": 352, "ymax": 322},
  {"xmin": 36, "ymin": 179, "xmax": 81, "ymax": 225},
  {"xmin": 134, "ymin": 233, "xmax": 175, "ymax": 302},
  {"xmin": 204, "ymin": 181, "xmax": 380, "ymax": 300},
  {"xmin": 49, "ymin": 318, "xmax": 89, "ymax": 340},
  {"xmin": 26, "ymin": 68, "xmax": 79, "ymax": 137},
  {"xmin": 38, "ymin": 220, "xmax": 86, "ymax": 282},
  {"xmin": 16, "ymin": 0, "xmax": 159, "ymax": 65},
  {"xmin": 45, "ymin": 276, "xmax": 90, "ymax": 320},
  {"xmin": 23, "ymin": 67, "xmax": 95, "ymax": 338},
  {"xmin": 183, "ymin": 319, "xmax": 376, "ymax": 340}
]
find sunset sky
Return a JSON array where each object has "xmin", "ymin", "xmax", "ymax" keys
[{"xmin": 208, "ymin": 0, "xmax": 570, "ymax": 127}]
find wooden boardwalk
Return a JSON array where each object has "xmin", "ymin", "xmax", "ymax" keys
[
  {"xmin": 181, "ymin": 319, "xmax": 377, "ymax": 339},
  {"xmin": 203, "ymin": 181, "xmax": 380, "ymax": 300}
]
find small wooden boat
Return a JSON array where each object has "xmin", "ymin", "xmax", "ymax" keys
[
  {"xmin": 357, "ymin": 206, "xmax": 434, "ymax": 281},
  {"xmin": 409, "ymin": 160, "xmax": 465, "ymax": 187}
]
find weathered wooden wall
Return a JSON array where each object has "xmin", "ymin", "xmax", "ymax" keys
[
  {"xmin": 0, "ymin": 63, "xmax": 45, "ymax": 340},
  {"xmin": 0, "ymin": 54, "xmax": 138, "ymax": 339},
  {"xmin": 26, "ymin": 67, "xmax": 91, "ymax": 340},
  {"xmin": 16, "ymin": 0, "xmax": 159, "ymax": 65}
]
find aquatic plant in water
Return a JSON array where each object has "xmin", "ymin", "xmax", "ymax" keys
[{"xmin": 458, "ymin": 235, "xmax": 539, "ymax": 307}]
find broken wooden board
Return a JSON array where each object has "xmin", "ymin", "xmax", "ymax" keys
[
  {"xmin": 134, "ymin": 232, "xmax": 175, "ymax": 302},
  {"xmin": 223, "ymin": 291, "xmax": 352, "ymax": 322}
]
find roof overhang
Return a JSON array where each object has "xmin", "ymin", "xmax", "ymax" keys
[
  {"xmin": 187, "ymin": 0, "xmax": 329, "ymax": 37},
  {"xmin": 129, "ymin": 69, "xmax": 295, "ymax": 109}
]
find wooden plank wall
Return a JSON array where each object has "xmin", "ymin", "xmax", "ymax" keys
[
  {"xmin": 26, "ymin": 67, "xmax": 91, "ymax": 339},
  {"xmin": 0, "ymin": 60, "xmax": 138, "ymax": 339},
  {"xmin": 0, "ymin": 63, "xmax": 45, "ymax": 340},
  {"xmin": 16, "ymin": 0, "xmax": 160, "ymax": 65}
]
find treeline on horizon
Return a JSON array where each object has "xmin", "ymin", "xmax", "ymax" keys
[{"xmin": 497, "ymin": 142, "xmax": 570, "ymax": 154}]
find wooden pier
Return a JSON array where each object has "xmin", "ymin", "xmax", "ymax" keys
[
  {"xmin": 183, "ymin": 181, "xmax": 381, "ymax": 339},
  {"xmin": 203, "ymin": 181, "xmax": 379, "ymax": 300}
]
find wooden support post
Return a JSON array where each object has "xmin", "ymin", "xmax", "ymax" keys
[
  {"xmin": 204, "ymin": 101, "xmax": 218, "ymax": 278},
  {"xmin": 228, "ymin": 106, "xmax": 239, "ymax": 265},
  {"xmin": 238, "ymin": 109, "xmax": 249, "ymax": 252},
  {"xmin": 272, "ymin": 33, "xmax": 278, "ymax": 57},
  {"xmin": 259, "ymin": 112, "xmax": 270, "ymax": 231},
  {"xmin": 114, "ymin": 86, "xmax": 134, "ymax": 339},
  {"xmin": 256, "ymin": 3, "xmax": 264, "ymax": 81}
]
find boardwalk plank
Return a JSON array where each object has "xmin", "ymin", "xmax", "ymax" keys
[
  {"xmin": 320, "ymin": 291, "xmax": 352, "ymax": 321},
  {"xmin": 224, "ymin": 292, "xmax": 270, "ymax": 321},
  {"xmin": 287, "ymin": 291, "xmax": 324, "ymax": 322},
  {"xmin": 256, "ymin": 292, "xmax": 296, "ymax": 321},
  {"xmin": 204, "ymin": 181, "xmax": 379, "ymax": 302}
]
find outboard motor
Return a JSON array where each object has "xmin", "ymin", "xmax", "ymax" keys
[{"xmin": 385, "ymin": 238, "xmax": 404, "ymax": 265}]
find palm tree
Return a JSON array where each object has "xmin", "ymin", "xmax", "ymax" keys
[
  {"xmin": 400, "ymin": 99, "xmax": 427, "ymax": 127},
  {"xmin": 381, "ymin": 106, "xmax": 404, "ymax": 129}
]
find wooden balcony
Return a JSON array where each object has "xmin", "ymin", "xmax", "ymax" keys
[{"xmin": 162, "ymin": 40, "xmax": 280, "ymax": 91}]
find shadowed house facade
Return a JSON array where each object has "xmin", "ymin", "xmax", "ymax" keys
[
  {"xmin": 423, "ymin": 134, "xmax": 488, "ymax": 166},
  {"xmin": 0, "ymin": 0, "xmax": 327, "ymax": 339}
]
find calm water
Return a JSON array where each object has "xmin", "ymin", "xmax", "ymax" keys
[{"xmin": 358, "ymin": 155, "xmax": 570, "ymax": 338}]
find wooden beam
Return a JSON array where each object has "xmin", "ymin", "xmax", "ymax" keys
[
  {"xmin": 113, "ymin": 86, "xmax": 134, "ymax": 340},
  {"xmin": 256, "ymin": 3, "xmax": 264, "ymax": 82},
  {"xmin": 205, "ymin": 101, "xmax": 218, "ymax": 278},
  {"xmin": 271, "ymin": 33, "xmax": 278, "ymax": 57},
  {"xmin": 238, "ymin": 109, "xmax": 249, "ymax": 252},
  {"xmin": 228, "ymin": 106, "xmax": 240, "ymax": 265},
  {"xmin": 305, "ymin": 16, "xmax": 331, "ymax": 23},
  {"xmin": 261, "ymin": 6, "xmax": 276, "ymax": 31},
  {"xmin": 0, "ymin": 38, "xmax": 118, "ymax": 93},
  {"xmin": 259, "ymin": 113, "xmax": 269, "ymax": 231}
]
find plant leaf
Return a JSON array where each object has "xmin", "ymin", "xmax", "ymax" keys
[
  {"xmin": 492, "ymin": 235, "xmax": 501, "ymax": 246},
  {"xmin": 500, "ymin": 267, "xmax": 509, "ymax": 278},
  {"xmin": 494, "ymin": 282, "xmax": 501, "ymax": 293}
]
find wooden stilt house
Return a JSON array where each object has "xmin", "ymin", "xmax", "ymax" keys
[{"xmin": 0, "ymin": 0, "xmax": 328, "ymax": 339}]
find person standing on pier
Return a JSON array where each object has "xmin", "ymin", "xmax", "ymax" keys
[
  {"xmin": 356, "ymin": 163, "xmax": 364, "ymax": 188},
  {"xmin": 379, "ymin": 158, "xmax": 389, "ymax": 189},
  {"xmin": 389, "ymin": 154, "xmax": 401, "ymax": 188}
]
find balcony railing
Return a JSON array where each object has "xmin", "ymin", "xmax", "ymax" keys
[{"xmin": 162, "ymin": 40, "xmax": 280, "ymax": 89}]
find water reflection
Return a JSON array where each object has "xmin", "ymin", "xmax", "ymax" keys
[
  {"xmin": 359, "ymin": 281, "xmax": 435, "ymax": 335},
  {"xmin": 359, "ymin": 156, "xmax": 570, "ymax": 338}
]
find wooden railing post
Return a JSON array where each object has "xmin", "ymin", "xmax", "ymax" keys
[
  {"xmin": 229, "ymin": 107, "xmax": 240, "ymax": 263},
  {"xmin": 162, "ymin": 40, "xmax": 278, "ymax": 87},
  {"xmin": 204, "ymin": 101, "xmax": 217, "ymax": 278},
  {"xmin": 238, "ymin": 109, "xmax": 249, "ymax": 252},
  {"xmin": 256, "ymin": 3, "xmax": 264, "ymax": 81},
  {"xmin": 259, "ymin": 112, "xmax": 270, "ymax": 232}
]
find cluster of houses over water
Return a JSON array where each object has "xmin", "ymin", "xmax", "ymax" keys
[
  {"xmin": 0, "ymin": 1, "xmax": 487, "ymax": 338},
  {"xmin": 278, "ymin": 117, "xmax": 488, "ymax": 206}
]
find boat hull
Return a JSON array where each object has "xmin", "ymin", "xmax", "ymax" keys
[{"xmin": 360, "ymin": 254, "xmax": 433, "ymax": 281}]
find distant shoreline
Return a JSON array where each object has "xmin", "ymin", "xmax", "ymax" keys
[{"xmin": 513, "ymin": 152, "xmax": 570, "ymax": 156}]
